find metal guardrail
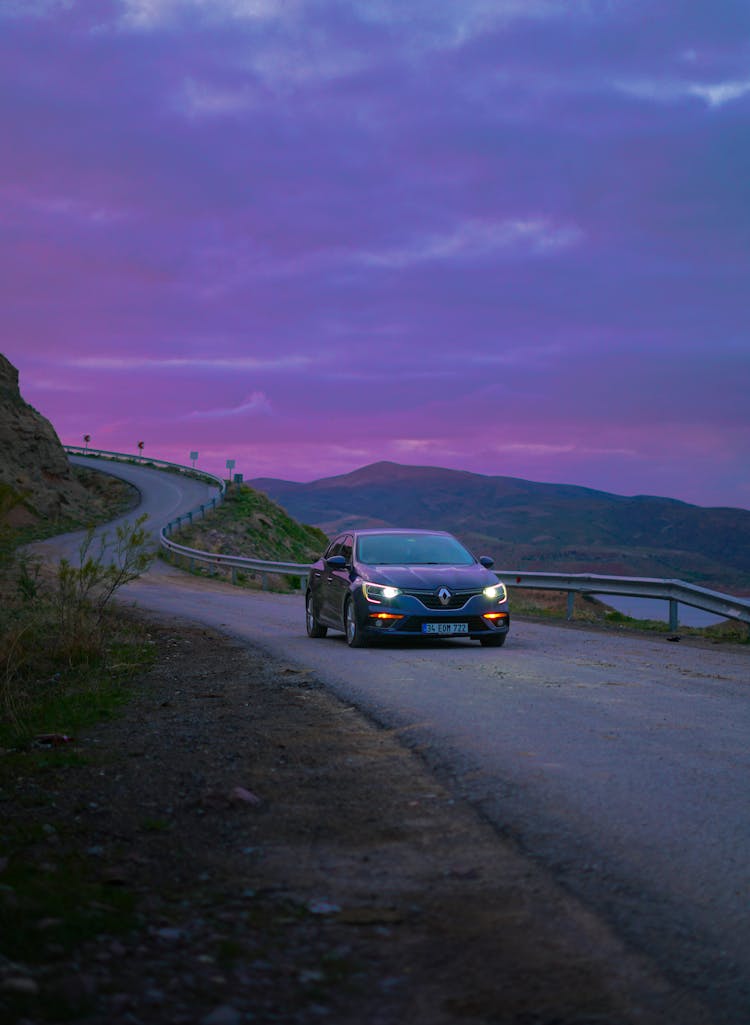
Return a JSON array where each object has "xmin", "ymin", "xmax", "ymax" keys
[
  {"xmin": 160, "ymin": 534, "xmax": 750, "ymax": 628},
  {"xmin": 500, "ymin": 571, "xmax": 750, "ymax": 632},
  {"xmin": 65, "ymin": 447, "xmax": 750, "ymax": 628},
  {"xmin": 64, "ymin": 446, "xmax": 227, "ymax": 494},
  {"xmin": 160, "ymin": 533, "xmax": 310, "ymax": 591}
]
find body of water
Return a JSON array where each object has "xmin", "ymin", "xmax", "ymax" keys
[{"xmin": 595, "ymin": 594, "xmax": 724, "ymax": 628}]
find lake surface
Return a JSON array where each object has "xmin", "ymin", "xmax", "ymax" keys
[{"xmin": 596, "ymin": 594, "xmax": 724, "ymax": 628}]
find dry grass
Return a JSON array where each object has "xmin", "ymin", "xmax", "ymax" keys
[{"xmin": 0, "ymin": 476, "xmax": 154, "ymax": 744}]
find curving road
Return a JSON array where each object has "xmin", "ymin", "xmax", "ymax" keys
[{"xmin": 49, "ymin": 458, "xmax": 750, "ymax": 1023}]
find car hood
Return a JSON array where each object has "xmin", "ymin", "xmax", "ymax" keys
[{"xmin": 361, "ymin": 564, "xmax": 496, "ymax": 590}]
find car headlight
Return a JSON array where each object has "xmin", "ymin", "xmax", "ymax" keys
[
  {"xmin": 483, "ymin": 582, "xmax": 507, "ymax": 602},
  {"xmin": 362, "ymin": 581, "xmax": 400, "ymax": 603}
]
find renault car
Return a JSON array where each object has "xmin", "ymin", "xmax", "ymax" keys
[{"xmin": 305, "ymin": 528, "xmax": 510, "ymax": 648}]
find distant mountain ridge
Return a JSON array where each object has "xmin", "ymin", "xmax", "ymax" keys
[{"xmin": 251, "ymin": 461, "xmax": 750, "ymax": 592}]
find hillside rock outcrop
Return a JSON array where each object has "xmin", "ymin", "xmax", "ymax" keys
[{"xmin": 0, "ymin": 352, "xmax": 90, "ymax": 521}]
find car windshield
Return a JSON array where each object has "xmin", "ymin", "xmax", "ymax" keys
[{"xmin": 356, "ymin": 533, "xmax": 475, "ymax": 566}]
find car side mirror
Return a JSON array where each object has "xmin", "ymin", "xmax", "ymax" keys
[
  {"xmin": 325, "ymin": 555, "xmax": 347, "ymax": 569},
  {"xmin": 479, "ymin": 556, "xmax": 494, "ymax": 568}
]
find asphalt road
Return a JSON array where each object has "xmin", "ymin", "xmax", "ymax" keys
[{"xmin": 48, "ymin": 458, "xmax": 750, "ymax": 1023}]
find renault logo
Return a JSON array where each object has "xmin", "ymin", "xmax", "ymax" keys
[{"xmin": 438, "ymin": 587, "xmax": 452, "ymax": 606}]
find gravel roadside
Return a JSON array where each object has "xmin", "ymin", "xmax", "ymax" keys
[{"xmin": 1, "ymin": 611, "xmax": 708, "ymax": 1025}]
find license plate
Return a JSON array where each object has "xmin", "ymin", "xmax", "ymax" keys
[{"xmin": 422, "ymin": 622, "xmax": 469, "ymax": 635}]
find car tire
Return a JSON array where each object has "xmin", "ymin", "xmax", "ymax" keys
[
  {"xmin": 345, "ymin": 598, "xmax": 368, "ymax": 648},
  {"xmin": 480, "ymin": 633, "xmax": 506, "ymax": 647},
  {"xmin": 306, "ymin": 592, "xmax": 328, "ymax": 638}
]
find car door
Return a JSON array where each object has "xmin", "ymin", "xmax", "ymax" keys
[
  {"xmin": 310, "ymin": 538, "xmax": 336, "ymax": 619},
  {"xmin": 328, "ymin": 534, "xmax": 354, "ymax": 628},
  {"xmin": 319, "ymin": 535, "xmax": 346, "ymax": 625}
]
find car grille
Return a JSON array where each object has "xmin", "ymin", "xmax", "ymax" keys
[{"xmin": 401, "ymin": 588, "xmax": 483, "ymax": 611}]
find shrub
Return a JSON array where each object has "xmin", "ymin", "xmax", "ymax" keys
[{"xmin": 0, "ymin": 514, "xmax": 154, "ymax": 733}]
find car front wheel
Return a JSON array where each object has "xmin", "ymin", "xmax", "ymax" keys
[
  {"xmin": 306, "ymin": 592, "xmax": 328, "ymax": 638},
  {"xmin": 345, "ymin": 598, "xmax": 368, "ymax": 648}
]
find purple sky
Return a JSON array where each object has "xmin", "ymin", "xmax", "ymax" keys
[{"xmin": 2, "ymin": 1, "xmax": 749, "ymax": 509}]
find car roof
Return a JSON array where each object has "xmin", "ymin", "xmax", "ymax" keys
[{"xmin": 348, "ymin": 528, "xmax": 453, "ymax": 538}]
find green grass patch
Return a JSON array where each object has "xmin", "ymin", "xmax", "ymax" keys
[
  {"xmin": 170, "ymin": 483, "xmax": 327, "ymax": 581},
  {"xmin": 217, "ymin": 937, "xmax": 246, "ymax": 965},
  {"xmin": 603, "ymin": 609, "xmax": 671, "ymax": 631},
  {"xmin": 0, "ymin": 844, "xmax": 136, "ymax": 964},
  {"xmin": 0, "ymin": 631, "xmax": 155, "ymax": 752},
  {"xmin": 140, "ymin": 816, "xmax": 173, "ymax": 833}
]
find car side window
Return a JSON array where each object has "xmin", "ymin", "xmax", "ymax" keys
[
  {"xmin": 339, "ymin": 535, "xmax": 353, "ymax": 565},
  {"xmin": 326, "ymin": 536, "xmax": 347, "ymax": 559}
]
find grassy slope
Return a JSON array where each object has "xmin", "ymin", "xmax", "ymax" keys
[
  {"xmin": 0, "ymin": 467, "xmax": 139, "ymax": 550},
  {"xmin": 171, "ymin": 483, "xmax": 329, "ymax": 566}
]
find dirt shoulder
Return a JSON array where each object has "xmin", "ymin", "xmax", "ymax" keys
[{"xmin": 1, "ymin": 612, "xmax": 707, "ymax": 1025}]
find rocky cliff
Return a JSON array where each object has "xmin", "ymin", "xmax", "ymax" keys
[{"xmin": 0, "ymin": 353, "xmax": 90, "ymax": 522}]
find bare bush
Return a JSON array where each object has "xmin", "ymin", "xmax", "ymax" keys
[{"xmin": 0, "ymin": 514, "xmax": 154, "ymax": 725}]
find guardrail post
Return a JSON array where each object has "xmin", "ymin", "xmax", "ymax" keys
[
  {"xmin": 189, "ymin": 558, "xmax": 195, "ymax": 573},
  {"xmin": 299, "ymin": 574, "xmax": 307, "ymax": 593},
  {"xmin": 262, "ymin": 573, "xmax": 269, "ymax": 591},
  {"xmin": 232, "ymin": 567, "xmax": 238, "ymax": 585},
  {"xmin": 566, "ymin": 592, "xmax": 575, "ymax": 621},
  {"xmin": 669, "ymin": 599, "xmax": 679, "ymax": 632}
]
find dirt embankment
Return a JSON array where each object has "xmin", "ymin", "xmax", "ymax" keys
[{"xmin": 1, "ymin": 614, "xmax": 704, "ymax": 1025}]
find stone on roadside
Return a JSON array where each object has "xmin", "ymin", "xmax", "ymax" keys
[
  {"xmin": 229, "ymin": 786, "xmax": 261, "ymax": 806},
  {"xmin": 201, "ymin": 1004, "xmax": 242, "ymax": 1025},
  {"xmin": 1, "ymin": 977, "xmax": 39, "ymax": 996}
]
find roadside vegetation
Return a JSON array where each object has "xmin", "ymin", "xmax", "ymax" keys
[
  {"xmin": 168, "ymin": 482, "xmax": 328, "ymax": 591},
  {"xmin": 4, "ymin": 465, "xmax": 139, "ymax": 546},
  {"xmin": 0, "ymin": 479, "xmax": 155, "ymax": 751},
  {"xmin": 0, "ymin": 470, "xmax": 159, "ymax": 1006}
]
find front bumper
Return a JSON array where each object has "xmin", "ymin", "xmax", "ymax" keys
[{"xmin": 354, "ymin": 590, "xmax": 511, "ymax": 640}]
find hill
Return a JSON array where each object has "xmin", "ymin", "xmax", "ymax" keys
[
  {"xmin": 172, "ymin": 483, "xmax": 329, "ymax": 568},
  {"xmin": 0, "ymin": 353, "xmax": 96, "ymax": 525},
  {"xmin": 251, "ymin": 461, "xmax": 750, "ymax": 592}
]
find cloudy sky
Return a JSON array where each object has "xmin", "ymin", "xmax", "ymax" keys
[{"xmin": 2, "ymin": 0, "xmax": 749, "ymax": 508}]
